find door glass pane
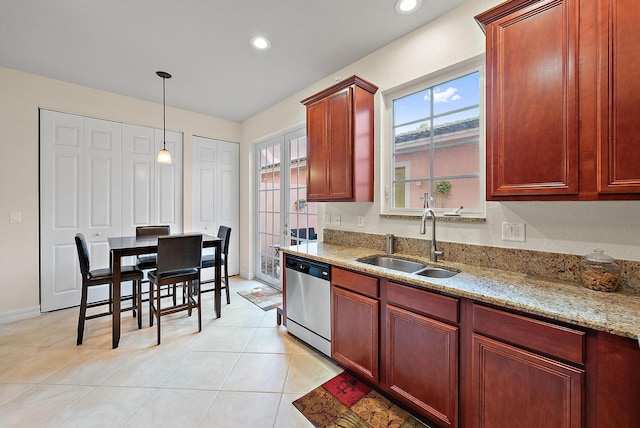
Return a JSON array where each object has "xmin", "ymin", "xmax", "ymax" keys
[
  {"xmin": 256, "ymin": 141, "xmax": 282, "ymax": 284},
  {"xmin": 255, "ymin": 127, "xmax": 316, "ymax": 287}
]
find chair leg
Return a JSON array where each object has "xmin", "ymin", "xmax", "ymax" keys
[
  {"xmin": 224, "ymin": 263, "xmax": 231, "ymax": 304},
  {"xmin": 132, "ymin": 280, "xmax": 137, "ymax": 318},
  {"xmin": 137, "ymin": 279, "xmax": 143, "ymax": 329},
  {"xmin": 197, "ymin": 280, "xmax": 202, "ymax": 332},
  {"xmin": 156, "ymin": 282, "xmax": 162, "ymax": 345},
  {"xmin": 149, "ymin": 281, "xmax": 154, "ymax": 327},
  {"xmin": 76, "ymin": 280, "xmax": 89, "ymax": 345}
]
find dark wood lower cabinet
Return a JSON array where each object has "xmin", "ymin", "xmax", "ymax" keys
[
  {"xmin": 386, "ymin": 304, "xmax": 458, "ymax": 427},
  {"xmin": 327, "ymin": 267, "xmax": 640, "ymax": 428},
  {"xmin": 471, "ymin": 334, "xmax": 584, "ymax": 428},
  {"xmin": 331, "ymin": 285, "xmax": 379, "ymax": 383}
]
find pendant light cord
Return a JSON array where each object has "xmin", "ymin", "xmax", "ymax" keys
[
  {"xmin": 156, "ymin": 71, "xmax": 171, "ymax": 151},
  {"xmin": 162, "ymin": 76, "xmax": 166, "ymax": 150}
]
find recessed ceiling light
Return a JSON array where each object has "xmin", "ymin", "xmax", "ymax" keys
[
  {"xmin": 395, "ymin": 0, "xmax": 422, "ymax": 14},
  {"xmin": 250, "ymin": 36, "xmax": 271, "ymax": 50}
]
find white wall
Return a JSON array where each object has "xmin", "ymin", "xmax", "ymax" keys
[
  {"xmin": 0, "ymin": 66, "xmax": 240, "ymax": 318},
  {"xmin": 239, "ymin": 0, "xmax": 640, "ymax": 280}
]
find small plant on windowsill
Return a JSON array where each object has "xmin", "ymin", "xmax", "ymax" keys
[
  {"xmin": 294, "ymin": 198, "xmax": 307, "ymax": 211},
  {"xmin": 435, "ymin": 180, "xmax": 452, "ymax": 208}
]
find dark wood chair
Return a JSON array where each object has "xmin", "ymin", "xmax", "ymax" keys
[
  {"xmin": 200, "ymin": 225, "xmax": 232, "ymax": 304},
  {"xmin": 148, "ymin": 234, "xmax": 203, "ymax": 345},
  {"xmin": 290, "ymin": 227, "xmax": 317, "ymax": 245},
  {"xmin": 135, "ymin": 225, "xmax": 170, "ymax": 271},
  {"xmin": 74, "ymin": 233, "xmax": 144, "ymax": 344},
  {"xmin": 135, "ymin": 225, "xmax": 174, "ymax": 308}
]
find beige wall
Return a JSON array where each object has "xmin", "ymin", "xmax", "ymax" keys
[{"xmin": 0, "ymin": 66, "xmax": 240, "ymax": 317}]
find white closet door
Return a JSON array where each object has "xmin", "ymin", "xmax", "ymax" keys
[
  {"xmin": 192, "ymin": 136, "xmax": 239, "ymax": 276},
  {"xmin": 122, "ymin": 126, "xmax": 183, "ymax": 235},
  {"xmin": 155, "ymin": 129, "xmax": 183, "ymax": 233},
  {"xmin": 122, "ymin": 124, "xmax": 157, "ymax": 236},
  {"xmin": 40, "ymin": 111, "xmax": 122, "ymax": 311}
]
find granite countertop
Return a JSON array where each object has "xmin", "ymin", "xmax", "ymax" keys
[{"xmin": 280, "ymin": 242, "xmax": 640, "ymax": 343}]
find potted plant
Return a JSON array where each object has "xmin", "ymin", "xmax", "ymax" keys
[
  {"xmin": 435, "ymin": 180, "xmax": 451, "ymax": 208},
  {"xmin": 294, "ymin": 198, "xmax": 307, "ymax": 211}
]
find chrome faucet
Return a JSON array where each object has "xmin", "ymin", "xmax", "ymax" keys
[{"xmin": 420, "ymin": 208, "xmax": 444, "ymax": 262}]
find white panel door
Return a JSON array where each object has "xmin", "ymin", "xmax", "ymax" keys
[
  {"xmin": 122, "ymin": 125, "xmax": 183, "ymax": 235},
  {"xmin": 40, "ymin": 111, "xmax": 122, "ymax": 311},
  {"xmin": 40, "ymin": 111, "xmax": 84, "ymax": 312},
  {"xmin": 155, "ymin": 129, "xmax": 183, "ymax": 233},
  {"xmin": 192, "ymin": 136, "xmax": 239, "ymax": 276},
  {"xmin": 122, "ymin": 124, "xmax": 157, "ymax": 236}
]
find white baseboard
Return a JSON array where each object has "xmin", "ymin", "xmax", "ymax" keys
[
  {"xmin": 240, "ymin": 270, "xmax": 254, "ymax": 280},
  {"xmin": 0, "ymin": 306, "xmax": 41, "ymax": 324}
]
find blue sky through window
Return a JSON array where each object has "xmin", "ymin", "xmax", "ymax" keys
[{"xmin": 394, "ymin": 71, "xmax": 480, "ymax": 129}]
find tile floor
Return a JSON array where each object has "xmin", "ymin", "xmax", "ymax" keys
[{"xmin": 0, "ymin": 277, "xmax": 342, "ymax": 427}]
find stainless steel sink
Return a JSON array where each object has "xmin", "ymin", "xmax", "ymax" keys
[
  {"xmin": 357, "ymin": 256, "xmax": 427, "ymax": 273},
  {"xmin": 415, "ymin": 267, "xmax": 459, "ymax": 278},
  {"xmin": 357, "ymin": 255, "xmax": 459, "ymax": 278}
]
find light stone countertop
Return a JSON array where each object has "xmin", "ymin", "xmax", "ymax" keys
[{"xmin": 280, "ymin": 242, "xmax": 640, "ymax": 343}]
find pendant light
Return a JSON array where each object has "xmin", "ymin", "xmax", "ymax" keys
[{"xmin": 156, "ymin": 71, "xmax": 172, "ymax": 164}]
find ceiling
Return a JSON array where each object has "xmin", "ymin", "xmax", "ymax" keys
[{"xmin": 1, "ymin": 0, "xmax": 468, "ymax": 122}]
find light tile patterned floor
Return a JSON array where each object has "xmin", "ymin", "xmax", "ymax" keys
[{"xmin": 0, "ymin": 277, "xmax": 342, "ymax": 427}]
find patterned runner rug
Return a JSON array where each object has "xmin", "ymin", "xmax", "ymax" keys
[
  {"xmin": 237, "ymin": 285, "xmax": 282, "ymax": 311},
  {"xmin": 293, "ymin": 371, "xmax": 428, "ymax": 427}
]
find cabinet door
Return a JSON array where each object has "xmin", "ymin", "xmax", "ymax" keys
[
  {"xmin": 387, "ymin": 305, "xmax": 458, "ymax": 428},
  {"xmin": 331, "ymin": 285, "xmax": 379, "ymax": 383},
  {"xmin": 306, "ymin": 88, "xmax": 353, "ymax": 201},
  {"xmin": 306, "ymin": 97, "xmax": 328, "ymax": 200},
  {"xmin": 597, "ymin": 0, "xmax": 640, "ymax": 193},
  {"xmin": 326, "ymin": 88, "xmax": 352, "ymax": 200},
  {"xmin": 472, "ymin": 334, "xmax": 584, "ymax": 428},
  {"xmin": 483, "ymin": 0, "xmax": 579, "ymax": 198}
]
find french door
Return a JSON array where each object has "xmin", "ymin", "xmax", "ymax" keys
[{"xmin": 255, "ymin": 127, "xmax": 318, "ymax": 288}]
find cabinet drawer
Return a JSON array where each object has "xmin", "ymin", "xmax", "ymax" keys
[
  {"xmin": 473, "ymin": 304, "xmax": 585, "ymax": 365},
  {"xmin": 332, "ymin": 267, "xmax": 379, "ymax": 298},
  {"xmin": 388, "ymin": 282, "xmax": 459, "ymax": 324}
]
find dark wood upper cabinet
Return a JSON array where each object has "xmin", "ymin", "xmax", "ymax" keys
[
  {"xmin": 301, "ymin": 75, "xmax": 378, "ymax": 202},
  {"xmin": 477, "ymin": 0, "xmax": 580, "ymax": 199},
  {"xmin": 476, "ymin": 0, "xmax": 640, "ymax": 200},
  {"xmin": 597, "ymin": 0, "xmax": 640, "ymax": 194}
]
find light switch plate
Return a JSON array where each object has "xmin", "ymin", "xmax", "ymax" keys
[
  {"xmin": 10, "ymin": 211, "xmax": 22, "ymax": 223},
  {"xmin": 357, "ymin": 216, "xmax": 365, "ymax": 227},
  {"xmin": 335, "ymin": 215, "xmax": 341, "ymax": 226},
  {"xmin": 502, "ymin": 222, "xmax": 525, "ymax": 242},
  {"xmin": 324, "ymin": 214, "xmax": 331, "ymax": 225}
]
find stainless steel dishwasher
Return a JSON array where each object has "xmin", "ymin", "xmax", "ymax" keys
[{"xmin": 285, "ymin": 254, "xmax": 331, "ymax": 357}]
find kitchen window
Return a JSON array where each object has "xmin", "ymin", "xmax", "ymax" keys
[{"xmin": 385, "ymin": 59, "xmax": 484, "ymax": 216}]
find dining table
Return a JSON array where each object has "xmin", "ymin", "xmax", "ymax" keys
[{"xmin": 108, "ymin": 232, "xmax": 222, "ymax": 348}]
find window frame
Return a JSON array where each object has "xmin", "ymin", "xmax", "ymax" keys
[{"xmin": 381, "ymin": 56, "xmax": 486, "ymax": 217}]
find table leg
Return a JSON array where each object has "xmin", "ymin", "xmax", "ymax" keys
[
  {"xmin": 112, "ymin": 250, "xmax": 121, "ymax": 348},
  {"xmin": 215, "ymin": 243, "xmax": 222, "ymax": 318}
]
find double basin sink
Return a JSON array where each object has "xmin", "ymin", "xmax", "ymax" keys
[{"xmin": 357, "ymin": 255, "xmax": 459, "ymax": 278}]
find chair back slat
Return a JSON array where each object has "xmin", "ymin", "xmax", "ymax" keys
[
  {"xmin": 218, "ymin": 226, "xmax": 232, "ymax": 256},
  {"xmin": 74, "ymin": 233, "xmax": 90, "ymax": 275},
  {"xmin": 156, "ymin": 234, "xmax": 203, "ymax": 273},
  {"xmin": 136, "ymin": 225, "xmax": 170, "ymax": 237}
]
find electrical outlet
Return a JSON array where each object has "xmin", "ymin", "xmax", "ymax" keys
[
  {"xmin": 324, "ymin": 214, "xmax": 331, "ymax": 225},
  {"xmin": 502, "ymin": 222, "xmax": 526, "ymax": 242},
  {"xmin": 357, "ymin": 216, "xmax": 365, "ymax": 227},
  {"xmin": 335, "ymin": 215, "xmax": 341, "ymax": 226}
]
